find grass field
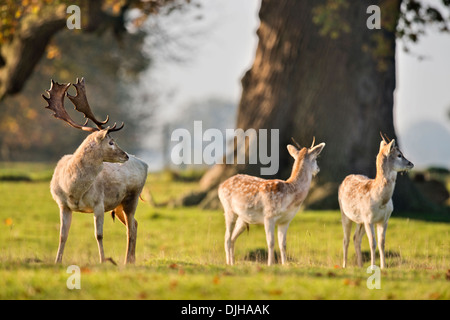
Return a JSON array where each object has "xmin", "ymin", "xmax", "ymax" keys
[{"xmin": 0, "ymin": 166, "xmax": 449, "ymax": 300}]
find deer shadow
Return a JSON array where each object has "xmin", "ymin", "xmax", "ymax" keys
[
  {"xmin": 243, "ymin": 248, "xmax": 277, "ymax": 263},
  {"xmin": 243, "ymin": 248, "xmax": 296, "ymax": 264},
  {"xmin": 359, "ymin": 250, "xmax": 404, "ymax": 267}
]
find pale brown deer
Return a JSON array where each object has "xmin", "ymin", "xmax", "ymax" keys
[
  {"xmin": 338, "ymin": 133, "xmax": 413, "ymax": 269},
  {"xmin": 42, "ymin": 78, "xmax": 148, "ymax": 264},
  {"xmin": 218, "ymin": 138, "xmax": 325, "ymax": 266}
]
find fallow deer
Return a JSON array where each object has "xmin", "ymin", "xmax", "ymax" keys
[
  {"xmin": 338, "ymin": 133, "xmax": 413, "ymax": 269},
  {"xmin": 42, "ymin": 78, "xmax": 148, "ymax": 264},
  {"xmin": 218, "ymin": 138, "xmax": 325, "ymax": 266}
]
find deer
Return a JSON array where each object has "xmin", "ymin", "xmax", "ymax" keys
[
  {"xmin": 42, "ymin": 78, "xmax": 148, "ymax": 265},
  {"xmin": 338, "ymin": 133, "xmax": 413, "ymax": 269},
  {"xmin": 218, "ymin": 138, "xmax": 325, "ymax": 266}
]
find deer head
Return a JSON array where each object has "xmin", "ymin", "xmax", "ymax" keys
[
  {"xmin": 288, "ymin": 137, "xmax": 325, "ymax": 176},
  {"xmin": 379, "ymin": 132, "xmax": 413, "ymax": 172}
]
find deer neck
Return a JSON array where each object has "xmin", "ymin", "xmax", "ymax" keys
[
  {"xmin": 67, "ymin": 138, "xmax": 104, "ymax": 198},
  {"xmin": 373, "ymin": 155, "xmax": 397, "ymax": 205},
  {"xmin": 286, "ymin": 157, "xmax": 311, "ymax": 188}
]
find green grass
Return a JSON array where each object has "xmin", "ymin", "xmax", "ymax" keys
[
  {"xmin": 0, "ymin": 162, "xmax": 54, "ymax": 181},
  {"xmin": 0, "ymin": 166, "xmax": 449, "ymax": 300}
]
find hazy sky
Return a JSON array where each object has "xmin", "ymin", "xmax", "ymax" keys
[
  {"xmin": 141, "ymin": 0, "xmax": 450, "ymax": 170},
  {"xmin": 142, "ymin": 0, "xmax": 259, "ymax": 117},
  {"xmin": 395, "ymin": 29, "xmax": 450, "ymax": 169}
]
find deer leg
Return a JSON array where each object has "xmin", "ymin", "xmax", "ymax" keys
[
  {"xmin": 264, "ymin": 217, "xmax": 276, "ymax": 266},
  {"xmin": 122, "ymin": 196, "xmax": 140, "ymax": 264},
  {"xmin": 364, "ymin": 222, "xmax": 377, "ymax": 268},
  {"xmin": 341, "ymin": 212, "xmax": 352, "ymax": 268},
  {"xmin": 377, "ymin": 222, "xmax": 388, "ymax": 269},
  {"xmin": 229, "ymin": 217, "xmax": 247, "ymax": 265},
  {"xmin": 353, "ymin": 223, "xmax": 365, "ymax": 267},
  {"xmin": 224, "ymin": 211, "xmax": 237, "ymax": 265},
  {"xmin": 125, "ymin": 215, "xmax": 138, "ymax": 264},
  {"xmin": 93, "ymin": 208, "xmax": 106, "ymax": 263},
  {"xmin": 55, "ymin": 206, "xmax": 72, "ymax": 263},
  {"xmin": 277, "ymin": 223, "xmax": 289, "ymax": 265}
]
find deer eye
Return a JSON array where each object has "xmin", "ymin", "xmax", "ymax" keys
[{"xmin": 109, "ymin": 141, "xmax": 114, "ymax": 146}]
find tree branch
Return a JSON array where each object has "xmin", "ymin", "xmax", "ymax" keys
[{"xmin": 0, "ymin": 5, "xmax": 66, "ymax": 100}]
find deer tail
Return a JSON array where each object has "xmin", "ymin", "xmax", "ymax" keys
[{"xmin": 110, "ymin": 204, "xmax": 126, "ymax": 226}]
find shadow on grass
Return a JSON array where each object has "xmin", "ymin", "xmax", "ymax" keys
[
  {"xmin": 243, "ymin": 248, "xmax": 296, "ymax": 264},
  {"xmin": 360, "ymin": 250, "xmax": 401, "ymax": 262},
  {"xmin": 350, "ymin": 250, "xmax": 411, "ymax": 268},
  {"xmin": 394, "ymin": 209, "xmax": 450, "ymax": 223},
  {"xmin": 243, "ymin": 248, "xmax": 278, "ymax": 263}
]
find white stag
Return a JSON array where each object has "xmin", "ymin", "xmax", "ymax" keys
[
  {"xmin": 42, "ymin": 78, "xmax": 148, "ymax": 264},
  {"xmin": 218, "ymin": 138, "xmax": 325, "ymax": 266},
  {"xmin": 338, "ymin": 133, "xmax": 413, "ymax": 269}
]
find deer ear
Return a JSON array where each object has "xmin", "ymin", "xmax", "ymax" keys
[
  {"xmin": 310, "ymin": 142, "xmax": 325, "ymax": 158},
  {"xmin": 380, "ymin": 140, "xmax": 387, "ymax": 151},
  {"xmin": 95, "ymin": 128, "xmax": 109, "ymax": 143},
  {"xmin": 387, "ymin": 139, "xmax": 396, "ymax": 153},
  {"xmin": 287, "ymin": 144, "xmax": 299, "ymax": 158}
]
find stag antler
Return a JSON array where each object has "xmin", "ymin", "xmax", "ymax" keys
[
  {"xmin": 42, "ymin": 80, "xmax": 97, "ymax": 132},
  {"xmin": 310, "ymin": 136, "xmax": 316, "ymax": 148},
  {"xmin": 66, "ymin": 78, "xmax": 109, "ymax": 128},
  {"xmin": 42, "ymin": 78, "xmax": 124, "ymax": 133},
  {"xmin": 291, "ymin": 137, "xmax": 316, "ymax": 149},
  {"xmin": 379, "ymin": 131, "xmax": 391, "ymax": 143},
  {"xmin": 291, "ymin": 137, "xmax": 301, "ymax": 149}
]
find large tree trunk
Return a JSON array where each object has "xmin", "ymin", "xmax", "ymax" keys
[{"xmin": 199, "ymin": 0, "xmax": 429, "ymax": 211}]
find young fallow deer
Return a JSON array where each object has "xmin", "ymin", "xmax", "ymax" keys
[
  {"xmin": 218, "ymin": 138, "xmax": 325, "ymax": 266},
  {"xmin": 338, "ymin": 133, "xmax": 413, "ymax": 269},
  {"xmin": 42, "ymin": 78, "xmax": 148, "ymax": 265}
]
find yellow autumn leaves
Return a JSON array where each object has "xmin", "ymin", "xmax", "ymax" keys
[{"xmin": 4, "ymin": 217, "xmax": 13, "ymax": 226}]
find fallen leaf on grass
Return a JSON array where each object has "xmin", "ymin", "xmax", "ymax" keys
[
  {"xmin": 268, "ymin": 289, "xmax": 283, "ymax": 296},
  {"xmin": 169, "ymin": 280, "xmax": 178, "ymax": 290},
  {"xmin": 81, "ymin": 267, "xmax": 92, "ymax": 274},
  {"xmin": 343, "ymin": 278, "xmax": 361, "ymax": 287},
  {"xmin": 429, "ymin": 292, "xmax": 441, "ymax": 300}
]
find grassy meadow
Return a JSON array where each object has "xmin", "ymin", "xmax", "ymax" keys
[{"xmin": 0, "ymin": 164, "xmax": 448, "ymax": 300}]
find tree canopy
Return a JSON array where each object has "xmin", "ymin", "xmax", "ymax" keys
[{"xmin": 0, "ymin": 0, "xmax": 193, "ymax": 160}]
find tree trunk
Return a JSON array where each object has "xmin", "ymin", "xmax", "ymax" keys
[{"xmin": 199, "ymin": 0, "xmax": 430, "ymax": 211}]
